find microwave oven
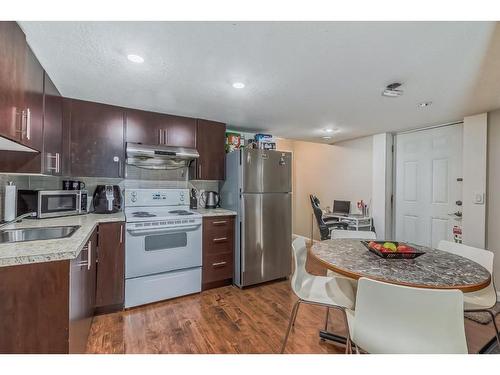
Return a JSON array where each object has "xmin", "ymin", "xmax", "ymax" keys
[{"xmin": 17, "ymin": 190, "xmax": 88, "ymax": 219}]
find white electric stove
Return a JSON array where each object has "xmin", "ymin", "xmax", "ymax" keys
[{"xmin": 124, "ymin": 188, "xmax": 202, "ymax": 308}]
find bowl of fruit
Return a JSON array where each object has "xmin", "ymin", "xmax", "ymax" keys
[{"xmin": 361, "ymin": 240, "xmax": 425, "ymax": 259}]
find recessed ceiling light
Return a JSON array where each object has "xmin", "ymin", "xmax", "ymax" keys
[
  {"xmin": 322, "ymin": 136, "xmax": 332, "ymax": 140},
  {"xmin": 127, "ymin": 54, "xmax": 144, "ymax": 64},
  {"xmin": 324, "ymin": 128, "xmax": 334, "ymax": 133},
  {"xmin": 232, "ymin": 82, "xmax": 245, "ymax": 89},
  {"xmin": 418, "ymin": 101, "xmax": 432, "ymax": 108}
]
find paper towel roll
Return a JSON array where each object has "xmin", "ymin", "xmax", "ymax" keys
[{"xmin": 4, "ymin": 182, "xmax": 16, "ymax": 222}]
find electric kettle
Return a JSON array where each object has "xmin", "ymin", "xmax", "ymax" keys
[{"xmin": 205, "ymin": 191, "xmax": 220, "ymax": 209}]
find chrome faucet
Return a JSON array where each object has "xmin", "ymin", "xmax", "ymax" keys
[{"xmin": 0, "ymin": 212, "xmax": 37, "ymax": 230}]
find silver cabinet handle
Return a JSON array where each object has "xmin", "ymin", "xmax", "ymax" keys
[
  {"xmin": 16, "ymin": 109, "xmax": 26, "ymax": 139},
  {"xmin": 47, "ymin": 153, "xmax": 60, "ymax": 173},
  {"xmin": 212, "ymin": 261, "xmax": 227, "ymax": 267},
  {"xmin": 56, "ymin": 153, "xmax": 60, "ymax": 174},
  {"xmin": 88, "ymin": 240, "xmax": 92, "ymax": 270},
  {"xmin": 158, "ymin": 128, "xmax": 163, "ymax": 144},
  {"xmin": 212, "ymin": 220, "xmax": 227, "ymax": 225},
  {"xmin": 26, "ymin": 108, "xmax": 31, "ymax": 140},
  {"xmin": 120, "ymin": 224, "xmax": 123, "ymax": 243},
  {"xmin": 198, "ymin": 163, "xmax": 202, "ymax": 178},
  {"xmin": 164, "ymin": 129, "xmax": 168, "ymax": 145},
  {"xmin": 213, "ymin": 237, "xmax": 227, "ymax": 242}
]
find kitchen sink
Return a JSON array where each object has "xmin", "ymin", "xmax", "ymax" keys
[{"xmin": 0, "ymin": 225, "xmax": 81, "ymax": 244}]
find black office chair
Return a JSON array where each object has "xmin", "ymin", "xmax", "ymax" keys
[{"xmin": 309, "ymin": 195, "xmax": 348, "ymax": 240}]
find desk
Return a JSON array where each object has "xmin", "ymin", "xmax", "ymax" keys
[{"xmin": 323, "ymin": 213, "xmax": 372, "ymax": 231}]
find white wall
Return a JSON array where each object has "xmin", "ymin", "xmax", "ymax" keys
[
  {"xmin": 371, "ymin": 133, "xmax": 393, "ymax": 240},
  {"xmin": 278, "ymin": 137, "xmax": 373, "ymax": 239},
  {"xmin": 462, "ymin": 113, "xmax": 488, "ymax": 248},
  {"xmin": 487, "ymin": 109, "xmax": 500, "ymax": 286}
]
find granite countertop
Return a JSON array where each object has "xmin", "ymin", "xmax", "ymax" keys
[
  {"xmin": 0, "ymin": 212, "xmax": 125, "ymax": 268},
  {"xmin": 310, "ymin": 238, "xmax": 491, "ymax": 292},
  {"xmin": 194, "ymin": 208, "xmax": 237, "ymax": 217}
]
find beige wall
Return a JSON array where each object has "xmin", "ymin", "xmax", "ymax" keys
[
  {"xmin": 487, "ymin": 109, "xmax": 500, "ymax": 285},
  {"xmin": 277, "ymin": 136, "xmax": 373, "ymax": 240}
]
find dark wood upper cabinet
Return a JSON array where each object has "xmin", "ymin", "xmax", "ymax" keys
[
  {"xmin": 95, "ymin": 222, "xmax": 125, "ymax": 312},
  {"xmin": 125, "ymin": 108, "xmax": 196, "ymax": 148},
  {"xmin": 42, "ymin": 72, "xmax": 62, "ymax": 175},
  {"xmin": 21, "ymin": 45, "xmax": 44, "ymax": 151},
  {"xmin": 192, "ymin": 119, "xmax": 226, "ymax": 180},
  {"xmin": 0, "ymin": 22, "xmax": 27, "ymax": 143},
  {"xmin": 65, "ymin": 99, "xmax": 125, "ymax": 178}
]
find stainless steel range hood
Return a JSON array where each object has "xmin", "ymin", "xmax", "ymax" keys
[{"xmin": 126, "ymin": 143, "xmax": 199, "ymax": 170}]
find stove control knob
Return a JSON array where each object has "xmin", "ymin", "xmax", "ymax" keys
[{"xmin": 131, "ymin": 196, "xmax": 137, "ymax": 203}]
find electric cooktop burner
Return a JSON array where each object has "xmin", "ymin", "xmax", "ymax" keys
[
  {"xmin": 132, "ymin": 211, "xmax": 157, "ymax": 218},
  {"xmin": 168, "ymin": 210, "xmax": 194, "ymax": 216}
]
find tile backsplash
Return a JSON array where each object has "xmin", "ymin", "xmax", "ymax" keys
[{"xmin": 0, "ymin": 165, "xmax": 221, "ymax": 220}]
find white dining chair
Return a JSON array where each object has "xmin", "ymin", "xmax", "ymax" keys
[
  {"xmin": 345, "ymin": 277, "xmax": 468, "ymax": 354},
  {"xmin": 325, "ymin": 229, "xmax": 377, "ymax": 327},
  {"xmin": 331, "ymin": 229, "xmax": 376, "ymax": 240},
  {"xmin": 437, "ymin": 240, "xmax": 499, "ymax": 346},
  {"xmin": 281, "ymin": 237, "xmax": 355, "ymax": 354}
]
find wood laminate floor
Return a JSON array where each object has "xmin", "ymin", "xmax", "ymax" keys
[{"xmin": 87, "ymin": 255, "xmax": 498, "ymax": 354}]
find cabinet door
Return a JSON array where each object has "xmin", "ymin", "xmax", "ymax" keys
[
  {"xmin": 69, "ymin": 230, "xmax": 97, "ymax": 354},
  {"xmin": 195, "ymin": 119, "xmax": 226, "ymax": 180},
  {"xmin": 0, "ymin": 22, "xmax": 26, "ymax": 142},
  {"xmin": 164, "ymin": 114, "xmax": 196, "ymax": 148},
  {"xmin": 95, "ymin": 222, "xmax": 125, "ymax": 310},
  {"xmin": 125, "ymin": 109, "xmax": 161, "ymax": 145},
  {"xmin": 126, "ymin": 110, "xmax": 196, "ymax": 148},
  {"xmin": 68, "ymin": 99, "xmax": 125, "ymax": 178},
  {"xmin": 42, "ymin": 72, "xmax": 62, "ymax": 174},
  {"xmin": 21, "ymin": 46, "xmax": 44, "ymax": 151}
]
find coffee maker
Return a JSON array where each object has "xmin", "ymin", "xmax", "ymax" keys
[{"xmin": 93, "ymin": 185, "xmax": 122, "ymax": 213}]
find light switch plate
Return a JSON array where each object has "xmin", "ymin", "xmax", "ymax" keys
[{"xmin": 473, "ymin": 191, "xmax": 485, "ymax": 204}]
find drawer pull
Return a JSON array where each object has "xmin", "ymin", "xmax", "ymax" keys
[
  {"xmin": 212, "ymin": 261, "xmax": 227, "ymax": 267},
  {"xmin": 213, "ymin": 237, "xmax": 227, "ymax": 243},
  {"xmin": 212, "ymin": 220, "xmax": 227, "ymax": 225}
]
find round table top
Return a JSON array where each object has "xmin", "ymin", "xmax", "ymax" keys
[{"xmin": 309, "ymin": 239, "xmax": 491, "ymax": 292}]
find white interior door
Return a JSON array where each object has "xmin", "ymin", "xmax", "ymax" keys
[{"xmin": 395, "ymin": 124, "xmax": 463, "ymax": 248}]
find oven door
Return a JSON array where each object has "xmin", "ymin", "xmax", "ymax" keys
[
  {"xmin": 38, "ymin": 191, "xmax": 80, "ymax": 218},
  {"xmin": 125, "ymin": 222, "xmax": 202, "ymax": 279}
]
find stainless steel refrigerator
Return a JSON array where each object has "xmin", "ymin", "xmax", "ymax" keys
[{"xmin": 220, "ymin": 148, "xmax": 292, "ymax": 287}]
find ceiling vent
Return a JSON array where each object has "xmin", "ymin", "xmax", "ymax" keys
[{"xmin": 382, "ymin": 82, "xmax": 403, "ymax": 97}]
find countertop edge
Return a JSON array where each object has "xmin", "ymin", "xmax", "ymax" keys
[{"xmin": 0, "ymin": 214, "xmax": 125, "ymax": 268}]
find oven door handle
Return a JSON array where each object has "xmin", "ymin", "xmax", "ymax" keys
[{"xmin": 127, "ymin": 224, "xmax": 201, "ymax": 236}]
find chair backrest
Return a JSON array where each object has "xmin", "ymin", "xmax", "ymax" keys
[
  {"xmin": 331, "ymin": 229, "xmax": 376, "ymax": 240},
  {"xmin": 309, "ymin": 195, "xmax": 331, "ymax": 240},
  {"xmin": 437, "ymin": 240, "xmax": 494, "ymax": 273},
  {"xmin": 291, "ymin": 237, "xmax": 308, "ymax": 296},
  {"xmin": 352, "ymin": 278, "xmax": 468, "ymax": 354}
]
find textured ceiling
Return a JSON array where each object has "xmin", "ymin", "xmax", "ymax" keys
[{"xmin": 19, "ymin": 21, "xmax": 500, "ymax": 143}]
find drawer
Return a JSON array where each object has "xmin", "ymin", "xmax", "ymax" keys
[
  {"xmin": 203, "ymin": 252, "xmax": 233, "ymax": 284},
  {"xmin": 203, "ymin": 216, "xmax": 234, "ymax": 232},
  {"xmin": 203, "ymin": 232, "xmax": 233, "ymax": 255}
]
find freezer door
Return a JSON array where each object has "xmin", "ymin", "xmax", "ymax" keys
[
  {"xmin": 241, "ymin": 192, "xmax": 292, "ymax": 286},
  {"xmin": 242, "ymin": 149, "xmax": 292, "ymax": 193}
]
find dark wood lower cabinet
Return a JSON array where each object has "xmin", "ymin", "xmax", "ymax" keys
[
  {"xmin": 95, "ymin": 222, "xmax": 125, "ymax": 314},
  {"xmin": 0, "ymin": 228, "xmax": 98, "ymax": 353},
  {"xmin": 202, "ymin": 216, "xmax": 235, "ymax": 290},
  {"xmin": 0, "ymin": 260, "xmax": 70, "ymax": 353}
]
